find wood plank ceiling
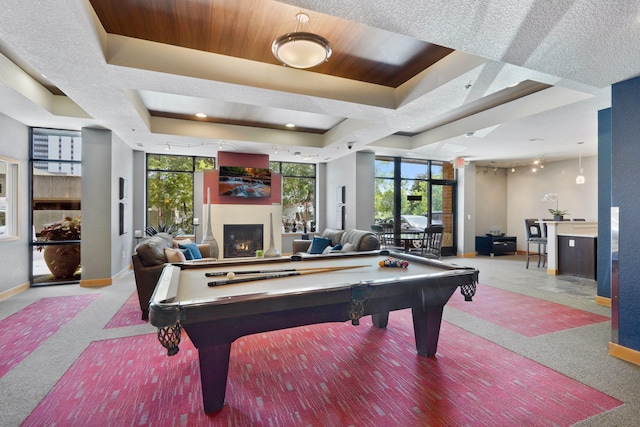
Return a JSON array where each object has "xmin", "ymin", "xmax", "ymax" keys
[{"xmin": 89, "ymin": 0, "xmax": 453, "ymax": 88}]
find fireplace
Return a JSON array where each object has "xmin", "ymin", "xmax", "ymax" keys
[{"xmin": 224, "ymin": 224, "xmax": 263, "ymax": 258}]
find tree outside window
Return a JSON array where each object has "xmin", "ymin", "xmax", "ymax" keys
[
  {"xmin": 146, "ymin": 154, "xmax": 215, "ymax": 234},
  {"xmin": 271, "ymin": 162, "xmax": 316, "ymax": 231}
]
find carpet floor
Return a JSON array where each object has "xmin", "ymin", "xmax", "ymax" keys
[
  {"xmin": 104, "ymin": 291, "xmax": 147, "ymax": 329},
  {"xmin": 0, "ymin": 294, "xmax": 99, "ymax": 379},
  {"xmin": 447, "ymin": 284, "xmax": 610, "ymax": 337},
  {"xmin": 22, "ymin": 308, "xmax": 622, "ymax": 426}
]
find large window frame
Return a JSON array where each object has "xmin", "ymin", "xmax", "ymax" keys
[
  {"xmin": 145, "ymin": 154, "xmax": 215, "ymax": 235},
  {"xmin": 270, "ymin": 161, "xmax": 316, "ymax": 232},
  {"xmin": 375, "ymin": 156, "xmax": 457, "ymax": 255},
  {"xmin": 30, "ymin": 128, "xmax": 83, "ymax": 286}
]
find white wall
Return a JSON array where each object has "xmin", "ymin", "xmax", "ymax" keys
[
  {"xmin": 325, "ymin": 151, "xmax": 375, "ymax": 231},
  {"xmin": 506, "ymin": 156, "xmax": 598, "ymax": 251},
  {"xmin": 0, "ymin": 113, "xmax": 30, "ymax": 293},
  {"xmin": 475, "ymin": 165, "xmax": 508, "ymax": 235},
  {"xmin": 111, "ymin": 133, "xmax": 134, "ymax": 276},
  {"xmin": 81, "ymin": 128, "xmax": 134, "ymax": 283}
]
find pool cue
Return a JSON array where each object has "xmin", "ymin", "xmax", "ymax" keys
[
  {"xmin": 207, "ymin": 265, "xmax": 369, "ymax": 287},
  {"xmin": 205, "ymin": 264, "xmax": 370, "ymax": 277}
]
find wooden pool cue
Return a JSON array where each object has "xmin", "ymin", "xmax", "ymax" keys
[
  {"xmin": 207, "ymin": 265, "xmax": 369, "ymax": 287},
  {"xmin": 205, "ymin": 264, "xmax": 370, "ymax": 277}
]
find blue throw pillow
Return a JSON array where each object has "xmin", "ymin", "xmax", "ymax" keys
[
  {"xmin": 181, "ymin": 248, "xmax": 194, "ymax": 260},
  {"xmin": 331, "ymin": 244, "xmax": 343, "ymax": 251},
  {"xmin": 179, "ymin": 242, "xmax": 202, "ymax": 260},
  {"xmin": 308, "ymin": 236, "xmax": 332, "ymax": 254}
]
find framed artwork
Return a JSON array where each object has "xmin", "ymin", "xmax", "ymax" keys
[
  {"xmin": 336, "ymin": 186, "xmax": 345, "ymax": 203},
  {"xmin": 336, "ymin": 205, "xmax": 345, "ymax": 230},
  {"xmin": 119, "ymin": 177, "xmax": 127, "ymax": 200},
  {"xmin": 119, "ymin": 202, "xmax": 126, "ymax": 235}
]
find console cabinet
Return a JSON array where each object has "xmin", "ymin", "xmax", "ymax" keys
[
  {"xmin": 557, "ymin": 235, "xmax": 597, "ymax": 280},
  {"xmin": 475, "ymin": 235, "xmax": 517, "ymax": 256}
]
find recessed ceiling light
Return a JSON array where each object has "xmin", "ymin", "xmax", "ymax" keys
[
  {"xmin": 285, "ymin": 123, "xmax": 296, "ymax": 128},
  {"xmin": 195, "ymin": 113, "xmax": 207, "ymax": 118}
]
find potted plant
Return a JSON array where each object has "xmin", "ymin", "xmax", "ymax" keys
[
  {"xmin": 548, "ymin": 208, "xmax": 569, "ymax": 221},
  {"xmin": 145, "ymin": 223, "xmax": 184, "ymax": 237},
  {"xmin": 542, "ymin": 193, "xmax": 569, "ymax": 221},
  {"xmin": 37, "ymin": 216, "xmax": 82, "ymax": 279}
]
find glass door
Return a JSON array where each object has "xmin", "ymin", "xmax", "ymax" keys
[{"xmin": 430, "ymin": 182, "xmax": 456, "ymax": 256}]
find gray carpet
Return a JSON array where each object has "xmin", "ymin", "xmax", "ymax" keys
[{"xmin": 1, "ymin": 254, "xmax": 639, "ymax": 426}]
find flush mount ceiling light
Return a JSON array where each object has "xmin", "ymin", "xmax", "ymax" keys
[{"xmin": 272, "ymin": 13, "xmax": 332, "ymax": 69}]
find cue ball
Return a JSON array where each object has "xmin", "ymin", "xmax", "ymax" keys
[{"xmin": 227, "ymin": 272, "xmax": 235, "ymax": 280}]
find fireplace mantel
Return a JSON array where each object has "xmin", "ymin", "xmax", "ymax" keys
[{"xmin": 203, "ymin": 204, "xmax": 282, "ymax": 260}]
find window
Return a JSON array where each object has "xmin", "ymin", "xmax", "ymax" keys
[
  {"xmin": 270, "ymin": 161, "xmax": 316, "ymax": 231},
  {"xmin": 31, "ymin": 128, "xmax": 82, "ymax": 285},
  {"xmin": 375, "ymin": 157, "xmax": 457, "ymax": 255},
  {"xmin": 0, "ymin": 156, "xmax": 19, "ymax": 241},
  {"xmin": 146, "ymin": 154, "xmax": 215, "ymax": 234}
]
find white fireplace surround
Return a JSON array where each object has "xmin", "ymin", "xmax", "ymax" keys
[{"xmin": 204, "ymin": 204, "xmax": 282, "ymax": 260}]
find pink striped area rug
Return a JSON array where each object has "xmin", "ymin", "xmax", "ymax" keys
[
  {"xmin": 447, "ymin": 284, "xmax": 609, "ymax": 337},
  {"xmin": 104, "ymin": 291, "xmax": 147, "ymax": 329},
  {"xmin": 24, "ymin": 310, "xmax": 621, "ymax": 426},
  {"xmin": 0, "ymin": 294, "xmax": 99, "ymax": 379}
]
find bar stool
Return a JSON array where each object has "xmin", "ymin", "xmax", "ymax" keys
[{"xmin": 524, "ymin": 218, "xmax": 547, "ymax": 268}]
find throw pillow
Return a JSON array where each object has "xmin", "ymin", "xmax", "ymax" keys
[
  {"xmin": 331, "ymin": 244, "xmax": 343, "ymax": 251},
  {"xmin": 182, "ymin": 248, "xmax": 194, "ymax": 260},
  {"xmin": 173, "ymin": 238, "xmax": 192, "ymax": 248},
  {"xmin": 341, "ymin": 242, "xmax": 355, "ymax": 252},
  {"xmin": 179, "ymin": 242, "xmax": 203, "ymax": 259},
  {"xmin": 164, "ymin": 247, "xmax": 187, "ymax": 263},
  {"xmin": 308, "ymin": 236, "xmax": 332, "ymax": 254},
  {"xmin": 135, "ymin": 235, "xmax": 171, "ymax": 266},
  {"xmin": 322, "ymin": 245, "xmax": 333, "ymax": 255}
]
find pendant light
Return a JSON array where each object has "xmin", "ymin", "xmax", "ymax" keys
[
  {"xmin": 272, "ymin": 13, "xmax": 332, "ymax": 69},
  {"xmin": 576, "ymin": 144, "xmax": 585, "ymax": 184}
]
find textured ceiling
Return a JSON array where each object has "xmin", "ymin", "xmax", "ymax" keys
[{"xmin": 0, "ymin": 0, "xmax": 636, "ymax": 167}]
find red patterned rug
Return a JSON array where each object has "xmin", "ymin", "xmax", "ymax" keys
[
  {"xmin": 104, "ymin": 291, "xmax": 147, "ymax": 329},
  {"xmin": 23, "ymin": 310, "xmax": 621, "ymax": 426},
  {"xmin": 447, "ymin": 284, "xmax": 609, "ymax": 337},
  {"xmin": 0, "ymin": 294, "xmax": 99, "ymax": 379}
]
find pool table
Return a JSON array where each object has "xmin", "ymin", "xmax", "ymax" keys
[{"xmin": 149, "ymin": 250, "xmax": 477, "ymax": 413}]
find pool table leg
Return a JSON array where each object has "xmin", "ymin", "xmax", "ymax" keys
[
  {"xmin": 412, "ymin": 305, "xmax": 444, "ymax": 357},
  {"xmin": 371, "ymin": 312, "xmax": 389, "ymax": 328},
  {"xmin": 198, "ymin": 343, "xmax": 232, "ymax": 413}
]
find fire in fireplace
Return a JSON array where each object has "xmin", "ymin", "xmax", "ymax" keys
[{"xmin": 223, "ymin": 224, "xmax": 264, "ymax": 258}]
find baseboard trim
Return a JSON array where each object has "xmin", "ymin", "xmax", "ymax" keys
[
  {"xmin": 458, "ymin": 252, "xmax": 477, "ymax": 258},
  {"xmin": 595, "ymin": 296, "xmax": 611, "ymax": 307},
  {"xmin": 546, "ymin": 268, "xmax": 558, "ymax": 275},
  {"xmin": 80, "ymin": 278, "xmax": 112, "ymax": 288},
  {"xmin": 609, "ymin": 342, "xmax": 640, "ymax": 366},
  {"xmin": 0, "ymin": 282, "xmax": 30, "ymax": 302}
]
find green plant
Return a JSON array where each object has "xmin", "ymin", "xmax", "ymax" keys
[
  {"xmin": 37, "ymin": 216, "xmax": 81, "ymax": 251},
  {"xmin": 548, "ymin": 208, "xmax": 569, "ymax": 216},
  {"xmin": 145, "ymin": 223, "xmax": 184, "ymax": 237}
]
